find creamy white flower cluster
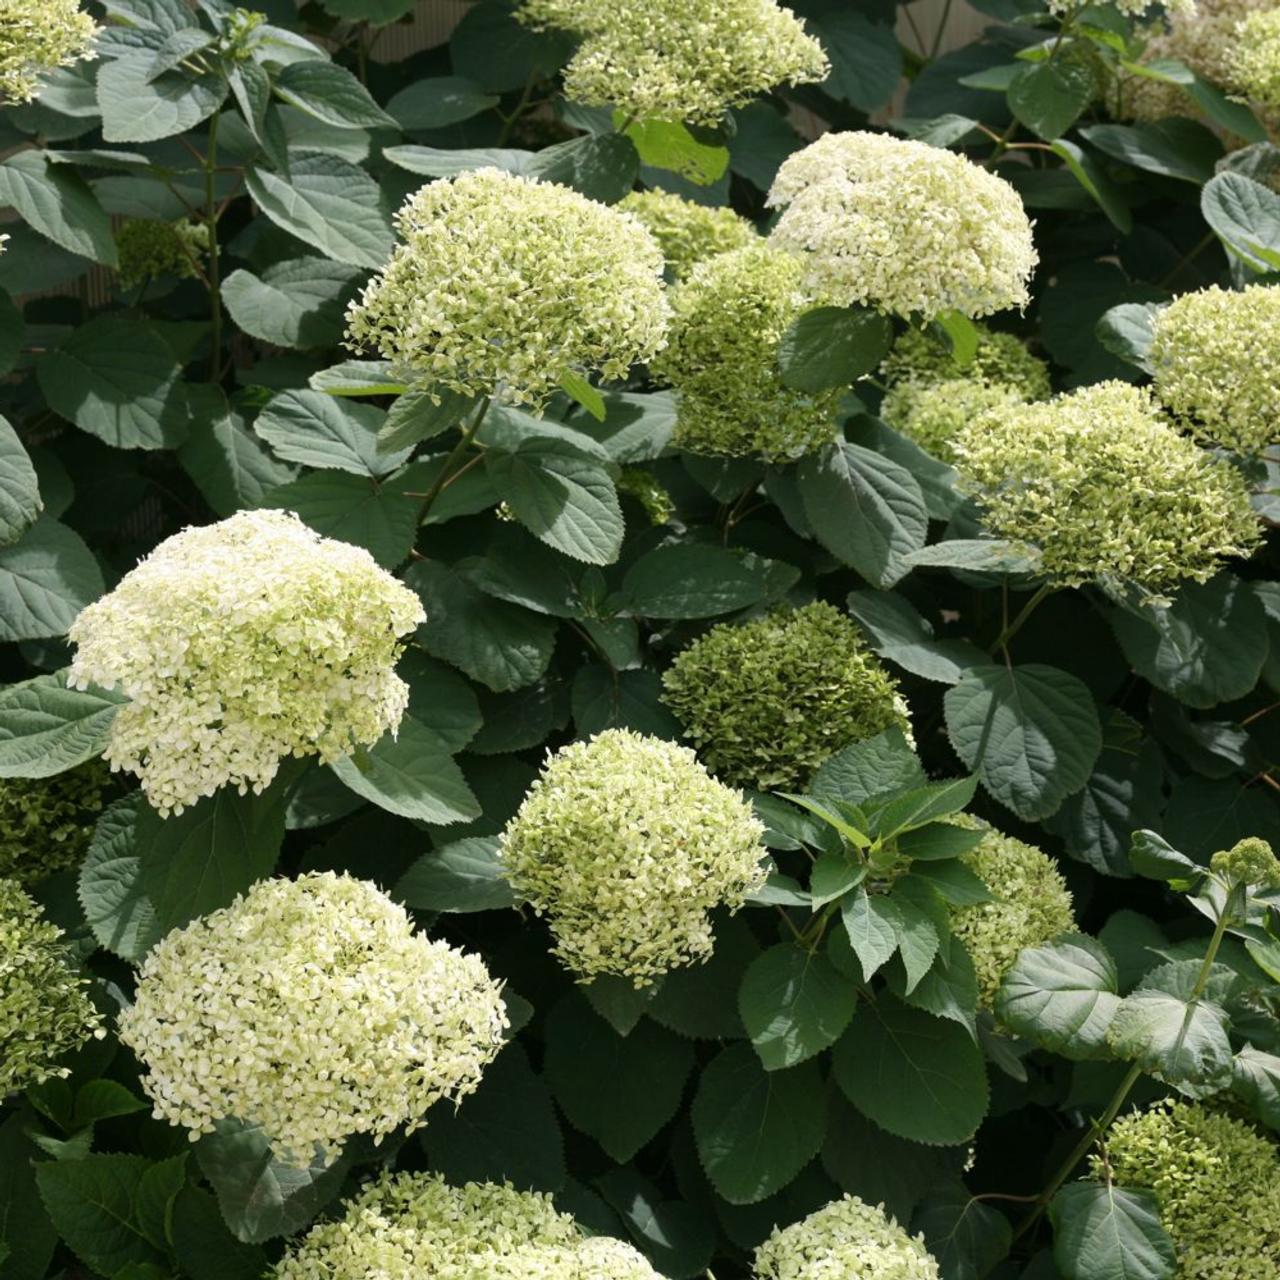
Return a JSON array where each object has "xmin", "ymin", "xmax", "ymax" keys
[
  {"xmin": 346, "ymin": 168, "xmax": 669, "ymax": 410},
  {"xmin": 618, "ymin": 188, "xmax": 757, "ymax": 281},
  {"xmin": 518, "ymin": 0, "xmax": 829, "ymax": 126},
  {"xmin": 767, "ymin": 131, "xmax": 1038, "ymax": 321},
  {"xmin": 753, "ymin": 1195, "xmax": 941, "ymax": 1279},
  {"xmin": 118, "ymin": 873, "xmax": 507, "ymax": 1166},
  {"xmin": 67, "ymin": 509, "xmax": 424, "ymax": 817},
  {"xmin": 1048, "ymin": 0, "xmax": 1193, "ymax": 18},
  {"xmin": 275, "ymin": 1172, "xmax": 661, "ymax": 1279},
  {"xmin": 500, "ymin": 729, "xmax": 767, "ymax": 985},
  {"xmin": 0, "ymin": 0, "xmax": 97, "ymax": 105}
]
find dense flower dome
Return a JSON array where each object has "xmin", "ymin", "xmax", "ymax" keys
[
  {"xmin": 881, "ymin": 378, "xmax": 1024, "ymax": 465},
  {"xmin": 0, "ymin": 761, "xmax": 109, "ymax": 884},
  {"xmin": 661, "ymin": 601, "xmax": 911, "ymax": 791},
  {"xmin": 617, "ymin": 189, "xmax": 757, "ymax": 280},
  {"xmin": 345, "ymin": 168, "xmax": 669, "ymax": 409},
  {"xmin": 0, "ymin": 0, "xmax": 97, "ymax": 105},
  {"xmin": 114, "ymin": 218, "xmax": 209, "ymax": 289},
  {"xmin": 67, "ymin": 509, "xmax": 425, "ymax": 817},
  {"xmin": 517, "ymin": 0, "xmax": 828, "ymax": 126},
  {"xmin": 118, "ymin": 873, "xmax": 507, "ymax": 1165},
  {"xmin": 879, "ymin": 324, "xmax": 1051, "ymax": 398},
  {"xmin": 1149, "ymin": 284, "xmax": 1280, "ymax": 455},
  {"xmin": 953, "ymin": 381, "xmax": 1261, "ymax": 590},
  {"xmin": 766, "ymin": 132, "xmax": 1037, "ymax": 320},
  {"xmin": 1096, "ymin": 1102, "xmax": 1280, "ymax": 1279},
  {"xmin": 652, "ymin": 244, "xmax": 842, "ymax": 459},
  {"xmin": 1233, "ymin": 8, "xmax": 1280, "ymax": 106},
  {"xmin": 499, "ymin": 729, "xmax": 767, "ymax": 984},
  {"xmin": 1210, "ymin": 836, "xmax": 1280, "ymax": 887},
  {"xmin": 1, "ymin": 877, "xmax": 101, "ymax": 1094},
  {"xmin": 753, "ymin": 1194, "xmax": 941, "ymax": 1279}
]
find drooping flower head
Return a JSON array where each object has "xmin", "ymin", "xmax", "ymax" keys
[
  {"xmin": 618, "ymin": 189, "xmax": 757, "ymax": 280},
  {"xmin": 119, "ymin": 873, "xmax": 507, "ymax": 1165},
  {"xmin": 1233, "ymin": 8, "xmax": 1280, "ymax": 105},
  {"xmin": 753, "ymin": 1194, "xmax": 942, "ymax": 1279},
  {"xmin": 1210, "ymin": 836, "xmax": 1280, "ymax": 887},
  {"xmin": 1149, "ymin": 284, "xmax": 1280, "ymax": 455},
  {"xmin": 0, "ymin": 761, "xmax": 109, "ymax": 885},
  {"xmin": 953, "ymin": 381, "xmax": 1261, "ymax": 590},
  {"xmin": 0, "ymin": 0, "xmax": 97, "ymax": 105},
  {"xmin": 346, "ymin": 168, "xmax": 669, "ymax": 410},
  {"xmin": 653, "ymin": 244, "xmax": 841, "ymax": 459},
  {"xmin": 1, "ymin": 877, "xmax": 101, "ymax": 1094},
  {"xmin": 766, "ymin": 132, "xmax": 1037, "ymax": 320},
  {"xmin": 275, "ymin": 1171, "xmax": 661, "ymax": 1279},
  {"xmin": 518, "ymin": 0, "xmax": 829, "ymax": 126},
  {"xmin": 114, "ymin": 218, "xmax": 210, "ymax": 289},
  {"xmin": 661, "ymin": 601, "xmax": 911, "ymax": 791},
  {"xmin": 499, "ymin": 729, "xmax": 767, "ymax": 985},
  {"xmin": 67, "ymin": 509, "xmax": 425, "ymax": 816},
  {"xmin": 1096, "ymin": 1102, "xmax": 1280, "ymax": 1279}
]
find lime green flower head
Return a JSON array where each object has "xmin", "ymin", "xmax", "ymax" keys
[
  {"xmin": 0, "ymin": 761, "xmax": 109, "ymax": 885},
  {"xmin": 518, "ymin": 0, "xmax": 828, "ymax": 126},
  {"xmin": 653, "ymin": 244, "xmax": 841, "ymax": 460},
  {"xmin": 119, "ymin": 872, "xmax": 507, "ymax": 1166},
  {"xmin": 1, "ymin": 877, "xmax": 101, "ymax": 1095},
  {"xmin": 1211, "ymin": 836, "xmax": 1280, "ymax": 887},
  {"xmin": 949, "ymin": 818, "xmax": 1075, "ymax": 1008},
  {"xmin": 616, "ymin": 467, "xmax": 675, "ymax": 525},
  {"xmin": 1150, "ymin": 284, "xmax": 1280, "ymax": 455},
  {"xmin": 114, "ymin": 218, "xmax": 209, "ymax": 289},
  {"xmin": 618, "ymin": 189, "xmax": 758, "ymax": 280},
  {"xmin": 67, "ymin": 509, "xmax": 425, "ymax": 817},
  {"xmin": 953, "ymin": 381, "xmax": 1261, "ymax": 590},
  {"xmin": 346, "ymin": 168, "xmax": 669, "ymax": 410},
  {"xmin": 661, "ymin": 601, "xmax": 911, "ymax": 792},
  {"xmin": 1096, "ymin": 1101, "xmax": 1280, "ymax": 1279},
  {"xmin": 767, "ymin": 132, "xmax": 1037, "ymax": 321},
  {"xmin": 879, "ymin": 324, "xmax": 1052, "ymax": 401},
  {"xmin": 499, "ymin": 729, "xmax": 767, "ymax": 985},
  {"xmin": 1233, "ymin": 9, "xmax": 1280, "ymax": 106},
  {"xmin": 0, "ymin": 0, "xmax": 96, "ymax": 105},
  {"xmin": 753, "ymin": 1194, "xmax": 941, "ymax": 1279},
  {"xmin": 881, "ymin": 378, "xmax": 1025, "ymax": 465}
]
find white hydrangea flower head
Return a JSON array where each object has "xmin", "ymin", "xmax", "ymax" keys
[
  {"xmin": 0, "ymin": 0, "xmax": 97, "ymax": 105},
  {"xmin": 1233, "ymin": 8, "xmax": 1280, "ymax": 105},
  {"xmin": 766, "ymin": 131, "xmax": 1037, "ymax": 321},
  {"xmin": 119, "ymin": 873, "xmax": 508, "ymax": 1166},
  {"xmin": 346, "ymin": 168, "xmax": 669, "ymax": 410},
  {"xmin": 1048, "ymin": 0, "xmax": 1193, "ymax": 17},
  {"xmin": 518, "ymin": 0, "xmax": 829, "ymax": 126},
  {"xmin": 66, "ymin": 509, "xmax": 425, "ymax": 817},
  {"xmin": 1149, "ymin": 284, "xmax": 1280, "ymax": 454},
  {"xmin": 618, "ymin": 188, "xmax": 758, "ymax": 280},
  {"xmin": 753, "ymin": 1194, "xmax": 941, "ymax": 1279},
  {"xmin": 499, "ymin": 729, "xmax": 768, "ymax": 985}
]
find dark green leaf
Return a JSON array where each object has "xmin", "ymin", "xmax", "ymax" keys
[
  {"xmin": 777, "ymin": 306, "xmax": 893, "ymax": 393},
  {"xmin": 221, "ymin": 259, "xmax": 364, "ymax": 350},
  {"xmin": 254, "ymin": 389, "xmax": 404, "ymax": 478},
  {"xmin": 0, "ymin": 519, "xmax": 102, "ymax": 643},
  {"xmin": 1008, "ymin": 61, "xmax": 1096, "ymax": 139},
  {"xmin": 0, "ymin": 151, "xmax": 116, "ymax": 265},
  {"xmin": 846, "ymin": 589, "xmax": 986, "ymax": 685},
  {"xmin": 273, "ymin": 61, "xmax": 397, "ymax": 130},
  {"xmin": 1201, "ymin": 171, "xmax": 1280, "ymax": 272},
  {"xmin": 1049, "ymin": 1184, "xmax": 1176, "ymax": 1280},
  {"xmin": 395, "ymin": 835, "xmax": 516, "ymax": 912},
  {"xmin": 620, "ymin": 542, "xmax": 798, "ymax": 619},
  {"xmin": 0, "ymin": 670, "xmax": 125, "ymax": 778}
]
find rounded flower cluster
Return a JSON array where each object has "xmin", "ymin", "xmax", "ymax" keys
[
  {"xmin": 518, "ymin": 0, "xmax": 829, "ymax": 126},
  {"xmin": 275, "ymin": 1172, "xmax": 661, "ymax": 1279},
  {"xmin": 115, "ymin": 218, "xmax": 210, "ymax": 289},
  {"xmin": 499, "ymin": 729, "xmax": 767, "ymax": 984},
  {"xmin": 948, "ymin": 819, "xmax": 1074, "ymax": 1007},
  {"xmin": 1149, "ymin": 284, "xmax": 1280, "ymax": 455},
  {"xmin": 67, "ymin": 509, "xmax": 425, "ymax": 817},
  {"xmin": 1097, "ymin": 1102, "xmax": 1280, "ymax": 1279},
  {"xmin": 953, "ymin": 381, "xmax": 1261, "ymax": 591},
  {"xmin": 880, "ymin": 324, "xmax": 1051, "ymax": 398},
  {"xmin": 1210, "ymin": 836, "xmax": 1280, "ymax": 887},
  {"xmin": 0, "ymin": 761, "xmax": 109, "ymax": 884},
  {"xmin": 653, "ymin": 244, "xmax": 841, "ymax": 459},
  {"xmin": 617, "ymin": 467, "xmax": 675, "ymax": 525},
  {"xmin": 661, "ymin": 601, "xmax": 911, "ymax": 791},
  {"xmin": 618, "ymin": 189, "xmax": 757, "ymax": 280},
  {"xmin": 1, "ymin": 877, "xmax": 101, "ymax": 1095},
  {"xmin": 1233, "ymin": 9, "xmax": 1280, "ymax": 106},
  {"xmin": 345, "ymin": 168, "xmax": 669, "ymax": 410},
  {"xmin": 766, "ymin": 132, "xmax": 1037, "ymax": 321},
  {"xmin": 118, "ymin": 873, "xmax": 507, "ymax": 1165},
  {"xmin": 0, "ymin": 0, "xmax": 96, "ymax": 105},
  {"xmin": 753, "ymin": 1195, "xmax": 941, "ymax": 1279},
  {"xmin": 881, "ymin": 379, "xmax": 1023, "ymax": 465}
]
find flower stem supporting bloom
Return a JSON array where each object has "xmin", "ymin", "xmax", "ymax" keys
[
  {"xmin": 989, "ymin": 582, "xmax": 1053, "ymax": 658},
  {"xmin": 417, "ymin": 396, "xmax": 492, "ymax": 525},
  {"xmin": 205, "ymin": 111, "xmax": 221, "ymax": 384}
]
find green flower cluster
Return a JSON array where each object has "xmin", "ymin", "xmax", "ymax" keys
[
  {"xmin": 115, "ymin": 218, "xmax": 210, "ymax": 289},
  {"xmin": 954, "ymin": 381, "xmax": 1261, "ymax": 591},
  {"xmin": 753, "ymin": 1194, "xmax": 941, "ymax": 1279},
  {"xmin": 1233, "ymin": 9, "xmax": 1280, "ymax": 106},
  {"xmin": 499, "ymin": 729, "xmax": 767, "ymax": 984},
  {"xmin": 346, "ymin": 168, "xmax": 669, "ymax": 410},
  {"xmin": 517, "ymin": 0, "xmax": 829, "ymax": 126},
  {"xmin": 881, "ymin": 380, "xmax": 1022, "ymax": 466},
  {"xmin": 1149, "ymin": 284, "xmax": 1280, "ymax": 455},
  {"xmin": 618, "ymin": 189, "xmax": 757, "ymax": 280},
  {"xmin": 1210, "ymin": 836, "xmax": 1280, "ymax": 887},
  {"xmin": 0, "ymin": 761, "xmax": 109, "ymax": 885},
  {"xmin": 880, "ymin": 325, "xmax": 1052, "ymax": 397},
  {"xmin": 949, "ymin": 819, "xmax": 1074, "ymax": 1007},
  {"xmin": 275, "ymin": 1172, "xmax": 661, "ymax": 1279},
  {"xmin": 1098, "ymin": 1101, "xmax": 1280, "ymax": 1279},
  {"xmin": 0, "ymin": 0, "xmax": 96, "ymax": 105},
  {"xmin": 653, "ymin": 244, "xmax": 841, "ymax": 459},
  {"xmin": 1, "ymin": 877, "xmax": 101, "ymax": 1095},
  {"xmin": 617, "ymin": 467, "xmax": 675, "ymax": 525},
  {"xmin": 661, "ymin": 601, "xmax": 910, "ymax": 791}
]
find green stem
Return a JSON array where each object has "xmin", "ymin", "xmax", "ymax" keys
[
  {"xmin": 417, "ymin": 397, "xmax": 492, "ymax": 524},
  {"xmin": 496, "ymin": 73, "xmax": 537, "ymax": 146},
  {"xmin": 988, "ymin": 582, "xmax": 1053, "ymax": 658},
  {"xmin": 205, "ymin": 111, "xmax": 222, "ymax": 384},
  {"xmin": 928, "ymin": 0, "xmax": 955, "ymax": 60}
]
